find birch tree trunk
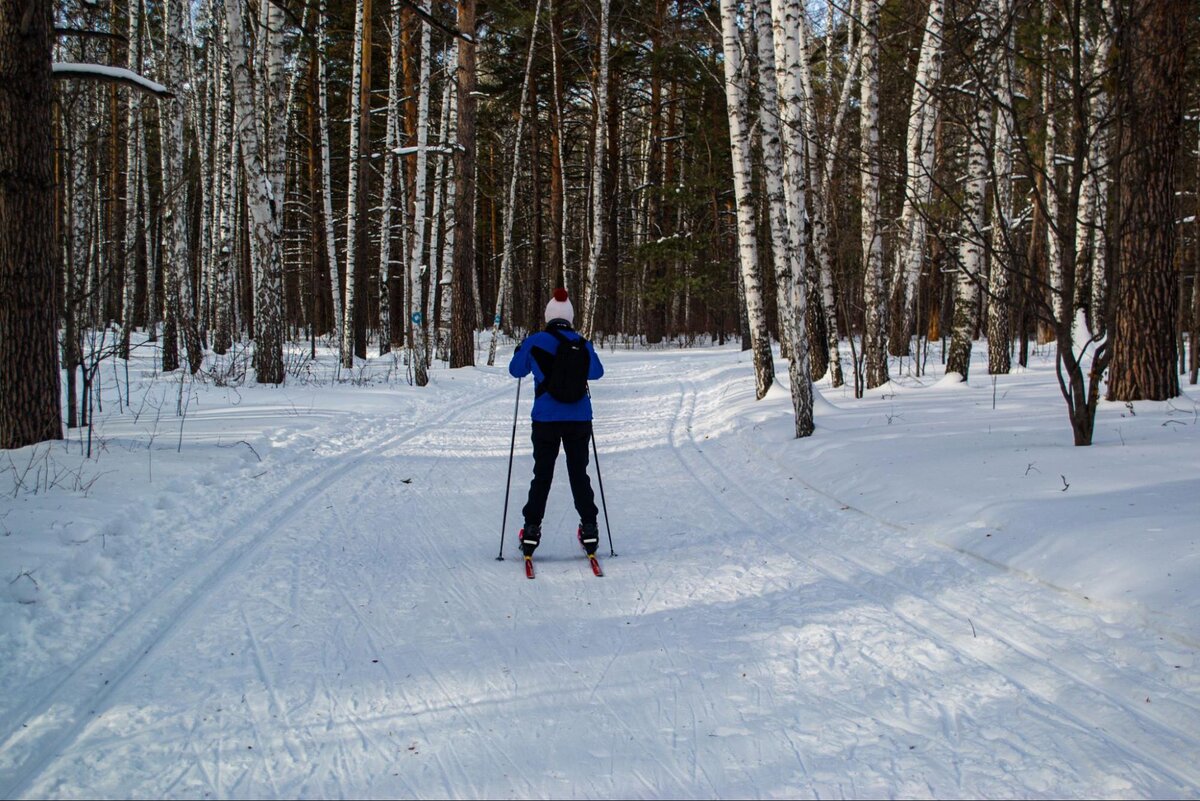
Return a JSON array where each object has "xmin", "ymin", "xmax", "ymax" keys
[
  {"xmin": 408, "ymin": 3, "xmax": 432, "ymax": 386},
  {"xmin": 211, "ymin": 29, "xmax": 234, "ymax": 355},
  {"xmin": 719, "ymin": 0, "xmax": 774, "ymax": 399},
  {"xmin": 120, "ymin": 0, "xmax": 143, "ymax": 359},
  {"xmin": 759, "ymin": 0, "xmax": 813, "ymax": 436},
  {"xmin": 379, "ymin": 0, "xmax": 402, "ymax": 353},
  {"xmin": 887, "ymin": 0, "xmax": 943, "ymax": 358},
  {"xmin": 797, "ymin": 9, "xmax": 854, "ymax": 388},
  {"xmin": 858, "ymin": 0, "xmax": 888, "ymax": 388},
  {"xmin": 437, "ymin": 45, "xmax": 458, "ymax": 363},
  {"xmin": 162, "ymin": 0, "xmax": 202, "ymax": 373},
  {"xmin": 487, "ymin": 0, "xmax": 542, "ymax": 363},
  {"xmin": 580, "ymin": 0, "xmax": 610, "ymax": 337},
  {"xmin": 316, "ymin": 0, "xmax": 342, "ymax": 355},
  {"xmin": 225, "ymin": 0, "xmax": 286, "ymax": 384},
  {"xmin": 1042, "ymin": 0, "xmax": 1064, "ymax": 332},
  {"xmin": 986, "ymin": 0, "xmax": 1015, "ymax": 375},
  {"xmin": 341, "ymin": 0, "xmax": 368, "ymax": 368},
  {"xmin": 946, "ymin": 0, "xmax": 995, "ymax": 380}
]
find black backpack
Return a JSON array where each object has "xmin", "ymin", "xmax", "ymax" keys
[{"xmin": 537, "ymin": 328, "xmax": 591, "ymax": 403}]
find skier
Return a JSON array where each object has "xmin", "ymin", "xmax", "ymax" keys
[{"xmin": 508, "ymin": 288, "xmax": 605, "ymax": 559}]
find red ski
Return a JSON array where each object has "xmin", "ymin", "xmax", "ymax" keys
[
  {"xmin": 524, "ymin": 555, "xmax": 535, "ymax": 579},
  {"xmin": 587, "ymin": 553, "xmax": 604, "ymax": 577}
]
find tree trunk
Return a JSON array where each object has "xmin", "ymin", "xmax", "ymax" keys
[
  {"xmin": 1106, "ymin": 0, "xmax": 1188, "ymax": 402},
  {"xmin": 488, "ymin": 0, "xmax": 542, "ymax": 363},
  {"xmin": 580, "ymin": 0, "xmax": 611, "ymax": 338},
  {"xmin": 947, "ymin": 0, "xmax": 995, "ymax": 381},
  {"xmin": 0, "ymin": 0, "xmax": 62, "ymax": 448},
  {"xmin": 408, "ymin": 3, "xmax": 432, "ymax": 384},
  {"xmin": 719, "ymin": 0, "xmax": 774, "ymax": 399},
  {"xmin": 760, "ymin": 0, "xmax": 813, "ymax": 436},
  {"xmin": 450, "ymin": 0, "xmax": 477, "ymax": 368},
  {"xmin": 859, "ymin": 0, "xmax": 888, "ymax": 388}
]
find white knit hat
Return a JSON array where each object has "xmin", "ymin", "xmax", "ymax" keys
[{"xmin": 544, "ymin": 287, "xmax": 574, "ymax": 324}]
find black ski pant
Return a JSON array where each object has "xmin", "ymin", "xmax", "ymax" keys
[{"xmin": 522, "ymin": 420, "xmax": 598, "ymax": 529}]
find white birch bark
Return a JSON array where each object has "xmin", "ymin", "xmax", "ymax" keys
[
  {"xmin": 720, "ymin": 0, "xmax": 774, "ymax": 399},
  {"xmin": 758, "ymin": 0, "xmax": 813, "ymax": 436},
  {"xmin": 316, "ymin": 0, "xmax": 343, "ymax": 355},
  {"xmin": 858, "ymin": 0, "xmax": 888, "ymax": 388},
  {"xmin": 1043, "ymin": 1, "xmax": 1064, "ymax": 326},
  {"xmin": 427, "ymin": 71, "xmax": 451, "ymax": 364},
  {"xmin": 341, "ymin": 0, "xmax": 368, "ymax": 367},
  {"xmin": 946, "ymin": 0, "xmax": 996, "ymax": 380},
  {"xmin": 794, "ymin": 8, "xmax": 853, "ymax": 387},
  {"xmin": 225, "ymin": 0, "xmax": 286, "ymax": 383},
  {"xmin": 579, "ymin": 0, "xmax": 610, "ymax": 337},
  {"xmin": 121, "ymin": 0, "xmax": 143, "ymax": 355},
  {"xmin": 1075, "ymin": 0, "xmax": 1114, "ymax": 333},
  {"xmin": 889, "ymin": 0, "xmax": 944, "ymax": 356},
  {"xmin": 987, "ymin": 0, "xmax": 1015, "ymax": 375},
  {"xmin": 408, "ymin": 4, "xmax": 433, "ymax": 385},
  {"xmin": 162, "ymin": 0, "xmax": 201, "ymax": 372},
  {"xmin": 437, "ymin": 47, "xmax": 458, "ymax": 362},
  {"xmin": 378, "ymin": 0, "xmax": 402, "ymax": 353},
  {"xmin": 488, "ymin": 0, "xmax": 543, "ymax": 364},
  {"xmin": 212, "ymin": 27, "xmax": 235, "ymax": 355}
]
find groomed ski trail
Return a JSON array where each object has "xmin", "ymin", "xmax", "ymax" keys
[{"xmin": 4, "ymin": 349, "xmax": 1199, "ymax": 798}]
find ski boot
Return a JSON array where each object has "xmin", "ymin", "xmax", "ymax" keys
[
  {"xmin": 519, "ymin": 524, "xmax": 541, "ymax": 557},
  {"xmin": 577, "ymin": 520, "xmax": 600, "ymax": 556}
]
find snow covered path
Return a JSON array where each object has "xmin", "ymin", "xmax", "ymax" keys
[{"xmin": 3, "ymin": 346, "xmax": 1199, "ymax": 798}]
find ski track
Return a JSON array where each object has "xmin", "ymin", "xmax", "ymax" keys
[
  {"xmin": 4, "ymin": 353, "xmax": 1199, "ymax": 798},
  {"xmin": 668, "ymin": 367, "xmax": 1200, "ymax": 795},
  {"xmin": 0, "ymin": 380, "xmax": 513, "ymax": 799}
]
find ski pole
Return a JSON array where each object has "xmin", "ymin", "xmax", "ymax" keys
[
  {"xmin": 498, "ymin": 376, "xmax": 522, "ymax": 561},
  {"xmin": 590, "ymin": 426, "xmax": 616, "ymax": 557}
]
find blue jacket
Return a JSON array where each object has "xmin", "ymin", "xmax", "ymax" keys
[{"xmin": 508, "ymin": 321, "xmax": 604, "ymax": 422}]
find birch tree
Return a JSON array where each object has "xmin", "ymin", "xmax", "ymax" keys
[
  {"xmin": 793, "ymin": 5, "xmax": 855, "ymax": 388},
  {"xmin": 946, "ymin": 0, "xmax": 995, "ymax": 380},
  {"xmin": 579, "ymin": 0, "xmax": 610, "ymax": 338},
  {"xmin": 758, "ymin": 0, "xmax": 813, "ymax": 436},
  {"xmin": 120, "ymin": 0, "xmax": 144, "ymax": 360},
  {"xmin": 379, "ymin": 0, "xmax": 403, "ymax": 354},
  {"xmin": 316, "ymin": 0, "xmax": 342, "ymax": 357},
  {"xmin": 487, "ymin": 0, "xmax": 542, "ymax": 364},
  {"xmin": 225, "ymin": 0, "xmax": 286, "ymax": 383},
  {"xmin": 986, "ymin": 0, "xmax": 1016, "ymax": 375},
  {"xmin": 719, "ymin": 0, "xmax": 774, "ymax": 399},
  {"xmin": 888, "ymin": 0, "xmax": 944, "ymax": 358},
  {"xmin": 161, "ymin": 0, "xmax": 202, "ymax": 373},
  {"xmin": 341, "ymin": 0, "xmax": 369, "ymax": 368},
  {"xmin": 408, "ymin": 3, "xmax": 432, "ymax": 386},
  {"xmin": 859, "ymin": 0, "xmax": 888, "ymax": 389}
]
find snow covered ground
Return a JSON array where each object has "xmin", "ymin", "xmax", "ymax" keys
[{"xmin": 1, "ymin": 334, "xmax": 1198, "ymax": 798}]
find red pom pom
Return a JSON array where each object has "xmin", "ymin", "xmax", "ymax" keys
[{"xmin": 553, "ymin": 288, "xmax": 569, "ymax": 302}]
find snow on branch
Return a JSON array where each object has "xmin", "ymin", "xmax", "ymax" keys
[
  {"xmin": 52, "ymin": 63, "xmax": 173, "ymax": 98},
  {"xmin": 391, "ymin": 144, "xmax": 461, "ymax": 157}
]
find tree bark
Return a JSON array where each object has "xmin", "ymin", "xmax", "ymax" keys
[
  {"xmin": 449, "ymin": 0, "xmax": 477, "ymax": 368},
  {"xmin": 0, "ymin": 0, "xmax": 62, "ymax": 448},
  {"xmin": 1106, "ymin": 0, "xmax": 1188, "ymax": 401},
  {"xmin": 719, "ymin": 0, "xmax": 774, "ymax": 399}
]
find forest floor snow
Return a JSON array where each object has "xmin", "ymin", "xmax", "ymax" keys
[{"xmin": 1, "ymin": 334, "xmax": 1198, "ymax": 798}]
